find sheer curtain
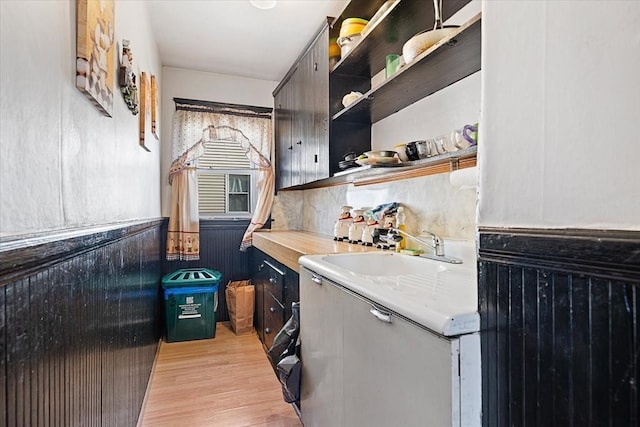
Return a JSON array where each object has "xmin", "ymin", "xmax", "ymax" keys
[{"xmin": 166, "ymin": 105, "xmax": 273, "ymax": 260}]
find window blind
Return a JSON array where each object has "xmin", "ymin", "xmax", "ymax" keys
[{"xmin": 197, "ymin": 140, "xmax": 252, "ymax": 214}]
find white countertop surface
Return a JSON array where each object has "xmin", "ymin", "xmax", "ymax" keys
[{"xmin": 299, "ymin": 240, "xmax": 479, "ymax": 336}]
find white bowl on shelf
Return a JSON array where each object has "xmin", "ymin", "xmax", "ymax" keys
[
  {"xmin": 364, "ymin": 150, "xmax": 398, "ymax": 164},
  {"xmin": 402, "ymin": 26, "xmax": 459, "ymax": 64},
  {"xmin": 342, "ymin": 91, "xmax": 363, "ymax": 108}
]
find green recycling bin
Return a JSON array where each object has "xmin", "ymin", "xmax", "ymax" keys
[{"xmin": 162, "ymin": 268, "xmax": 222, "ymax": 342}]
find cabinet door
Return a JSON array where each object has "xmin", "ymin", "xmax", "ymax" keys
[
  {"xmin": 276, "ymin": 81, "xmax": 294, "ymax": 190},
  {"xmin": 274, "ymin": 21, "xmax": 334, "ymax": 188},
  {"xmin": 283, "ymin": 266, "xmax": 299, "ymax": 321},
  {"xmin": 311, "ymin": 26, "xmax": 330, "ymax": 182},
  {"xmin": 299, "ymin": 46, "xmax": 316, "ymax": 184},
  {"xmin": 251, "ymin": 254, "xmax": 268, "ymax": 343},
  {"xmin": 341, "ymin": 290, "xmax": 454, "ymax": 427},
  {"xmin": 264, "ymin": 258, "xmax": 285, "ymax": 302},
  {"xmin": 299, "ymin": 28, "xmax": 329, "ymax": 184},
  {"xmin": 299, "ymin": 269, "xmax": 345, "ymax": 427},
  {"xmin": 290, "ymin": 65, "xmax": 304, "ymax": 187},
  {"xmin": 254, "ymin": 272, "xmax": 264, "ymax": 342},
  {"xmin": 263, "ymin": 292, "xmax": 285, "ymax": 350}
]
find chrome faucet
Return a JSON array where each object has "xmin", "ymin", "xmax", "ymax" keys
[{"xmin": 387, "ymin": 228, "xmax": 462, "ymax": 264}]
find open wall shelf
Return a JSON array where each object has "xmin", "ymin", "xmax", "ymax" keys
[
  {"xmin": 332, "ymin": 13, "xmax": 482, "ymax": 124},
  {"xmin": 330, "ymin": 0, "xmax": 471, "ymax": 78},
  {"xmin": 280, "ymin": 146, "xmax": 477, "ymax": 190}
]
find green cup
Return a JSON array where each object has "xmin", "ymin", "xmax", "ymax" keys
[{"xmin": 385, "ymin": 54, "xmax": 400, "ymax": 79}]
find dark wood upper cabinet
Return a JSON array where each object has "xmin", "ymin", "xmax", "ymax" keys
[
  {"xmin": 274, "ymin": 19, "xmax": 371, "ymax": 190},
  {"xmin": 273, "ymin": 0, "xmax": 481, "ymax": 190}
]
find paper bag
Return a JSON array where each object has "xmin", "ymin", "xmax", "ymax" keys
[{"xmin": 225, "ymin": 280, "xmax": 255, "ymax": 335}]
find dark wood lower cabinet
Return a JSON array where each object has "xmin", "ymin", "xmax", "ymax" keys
[
  {"xmin": 251, "ymin": 248, "xmax": 299, "ymax": 351},
  {"xmin": 254, "ymin": 272, "xmax": 265, "ymax": 342},
  {"xmin": 263, "ymin": 293, "xmax": 285, "ymax": 350},
  {"xmin": 478, "ymin": 228, "xmax": 640, "ymax": 426}
]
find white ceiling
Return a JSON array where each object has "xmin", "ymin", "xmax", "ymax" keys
[{"xmin": 147, "ymin": 0, "xmax": 349, "ymax": 83}]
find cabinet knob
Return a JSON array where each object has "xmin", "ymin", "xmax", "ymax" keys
[
  {"xmin": 269, "ymin": 306, "xmax": 277, "ymax": 313},
  {"xmin": 288, "ymin": 145, "xmax": 293, "ymax": 150},
  {"xmin": 269, "ymin": 277, "xmax": 276, "ymax": 284},
  {"xmin": 296, "ymin": 140, "xmax": 302, "ymax": 145},
  {"xmin": 265, "ymin": 327, "xmax": 272, "ymax": 334}
]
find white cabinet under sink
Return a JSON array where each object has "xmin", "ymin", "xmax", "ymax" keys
[{"xmin": 299, "ymin": 267, "xmax": 480, "ymax": 427}]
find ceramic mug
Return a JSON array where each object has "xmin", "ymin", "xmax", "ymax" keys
[
  {"xmin": 432, "ymin": 136, "xmax": 448, "ymax": 155},
  {"xmin": 416, "ymin": 140, "xmax": 430, "ymax": 158},
  {"xmin": 448, "ymin": 129, "xmax": 467, "ymax": 150},
  {"xmin": 462, "ymin": 123, "xmax": 478, "ymax": 145},
  {"xmin": 393, "ymin": 144, "xmax": 409, "ymax": 162},
  {"xmin": 405, "ymin": 141, "xmax": 420, "ymax": 161}
]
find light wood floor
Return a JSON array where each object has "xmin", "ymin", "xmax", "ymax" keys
[{"xmin": 138, "ymin": 322, "xmax": 301, "ymax": 427}]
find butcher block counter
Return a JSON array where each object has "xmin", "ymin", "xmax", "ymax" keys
[{"xmin": 252, "ymin": 230, "xmax": 380, "ymax": 273}]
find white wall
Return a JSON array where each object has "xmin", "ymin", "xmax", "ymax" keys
[
  {"xmin": 479, "ymin": 1, "xmax": 640, "ymax": 230},
  {"xmin": 371, "ymin": 72, "xmax": 481, "ymax": 151},
  {"xmin": 0, "ymin": 0, "xmax": 162, "ymax": 238},
  {"xmin": 160, "ymin": 66, "xmax": 277, "ymax": 216}
]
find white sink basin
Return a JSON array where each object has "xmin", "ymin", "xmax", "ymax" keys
[
  {"xmin": 300, "ymin": 244, "xmax": 479, "ymax": 336},
  {"xmin": 320, "ymin": 252, "xmax": 447, "ymax": 276}
]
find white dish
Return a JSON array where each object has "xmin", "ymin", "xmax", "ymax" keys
[
  {"xmin": 356, "ymin": 157, "xmax": 398, "ymax": 166},
  {"xmin": 342, "ymin": 91, "xmax": 363, "ymax": 108},
  {"xmin": 369, "ymin": 156, "xmax": 398, "ymax": 165},
  {"xmin": 393, "ymin": 144, "xmax": 409, "ymax": 162},
  {"xmin": 402, "ymin": 26, "xmax": 458, "ymax": 64}
]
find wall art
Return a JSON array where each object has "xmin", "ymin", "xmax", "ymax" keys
[
  {"xmin": 139, "ymin": 72, "xmax": 150, "ymax": 151},
  {"xmin": 76, "ymin": 0, "xmax": 115, "ymax": 117},
  {"xmin": 118, "ymin": 39, "xmax": 139, "ymax": 115},
  {"xmin": 151, "ymin": 75, "xmax": 159, "ymax": 139}
]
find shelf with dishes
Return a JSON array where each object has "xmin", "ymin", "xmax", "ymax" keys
[
  {"xmin": 280, "ymin": 146, "xmax": 477, "ymax": 191},
  {"xmin": 331, "ymin": 0, "xmax": 472, "ymax": 79},
  {"xmin": 331, "ymin": 12, "xmax": 482, "ymax": 124}
]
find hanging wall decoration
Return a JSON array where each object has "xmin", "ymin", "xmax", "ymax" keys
[
  {"xmin": 118, "ymin": 39, "xmax": 139, "ymax": 115},
  {"xmin": 139, "ymin": 72, "xmax": 151, "ymax": 151},
  {"xmin": 76, "ymin": 0, "xmax": 115, "ymax": 117},
  {"xmin": 151, "ymin": 75, "xmax": 159, "ymax": 139}
]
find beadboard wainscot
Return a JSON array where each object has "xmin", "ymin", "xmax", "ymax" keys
[{"xmin": 0, "ymin": 219, "xmax": 163, "ymax": 426}]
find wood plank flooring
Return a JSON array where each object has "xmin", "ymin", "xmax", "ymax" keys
[{"xmin": 138, "ymin": 323, "xmax": 301, "ymax": 427}]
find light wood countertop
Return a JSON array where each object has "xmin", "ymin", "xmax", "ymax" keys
[{"xmin": 252, "ymin": 230, "xmax": 380, "ymax": 273}]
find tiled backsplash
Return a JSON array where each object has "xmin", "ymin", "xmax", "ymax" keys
[{"xmin": 271, "ymin": 172, "xmax": 477, "ymax": 240}]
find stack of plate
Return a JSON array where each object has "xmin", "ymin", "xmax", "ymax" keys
[{"xmin": 338, "ymin": 159, "xmax": 358, "ymax": 170}]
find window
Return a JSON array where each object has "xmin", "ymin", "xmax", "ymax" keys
[{"xmin": 196, "ymin": 140, "xmax": 258, "ymax": 219}]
